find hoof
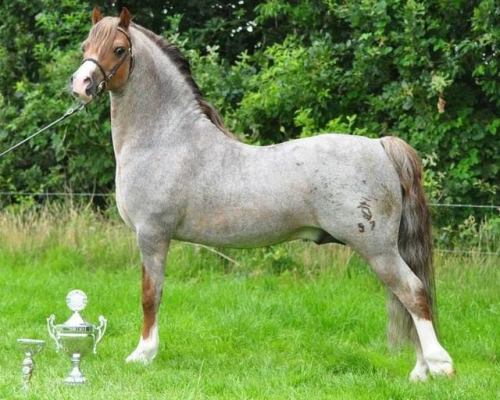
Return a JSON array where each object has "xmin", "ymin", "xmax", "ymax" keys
[
  {"xmin": 409, "ymin": 363, "xmax": 430, "ymax": 382},
  {"xmin": 126, "ymin": 324, "xmax": 159, "ymax": 364},
  {"xmin": 125, "ymin": 336, "xmax": 158, "ymax": 365},
  {"xmin": 426, "ymin": 349, "xmax": 454, "ymax": 378},
  {"xmin": 428, "ymin": 359, "xmax": 455, "ymax": 377},
  {"xmin": 125, "ymin": 347, "xmax": 157, "ymax": 364}
]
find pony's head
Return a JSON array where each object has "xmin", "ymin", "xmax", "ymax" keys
[{"xmin": 71, "ymin": 7, "xmax": 134, "ymax": 102}]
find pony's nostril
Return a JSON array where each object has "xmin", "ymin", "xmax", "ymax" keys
[
  {"xmin": 72, "ymin": 91, "xmax": 79, "ymax": 97},
  {"xmin": 70, "ymin": 75, "xmax": 74, "ymax": 83},
  {"xmin": 83, "ymin": 77, "xmax": 92, "ymax": 85}
]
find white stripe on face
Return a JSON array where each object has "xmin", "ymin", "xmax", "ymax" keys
[{"xmin": 71, "ymin": 60, "xmax": 99, "ymax": 102}]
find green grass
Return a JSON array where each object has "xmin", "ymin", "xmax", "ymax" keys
[{"xmin": 0, "ymin": 205, "xmax": 498, "ymax": 399}]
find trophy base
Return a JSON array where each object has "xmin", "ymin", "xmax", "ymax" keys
[
  {"xmin": 64, "ymin": 353, "xmax": 86, "ymax": 385},
  {"xmin": 64, "ymin": 375, "xmax": 86, "ymax": 385}
]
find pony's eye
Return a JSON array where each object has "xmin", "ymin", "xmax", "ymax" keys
[{"xmin": 114, "ymin": 47, "xmax": 126, "ymax": 56}]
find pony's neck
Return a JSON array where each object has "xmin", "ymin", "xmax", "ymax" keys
[{"xmin": 109, "ymin": 26, "xmax": 216, "ymax": 154}]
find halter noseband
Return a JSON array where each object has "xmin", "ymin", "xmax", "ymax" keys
[{"xmin": 82, "ymin": 27, "xmax": 134, "ymax": 96}]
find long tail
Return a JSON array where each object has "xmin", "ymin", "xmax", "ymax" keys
[{"xmin": 380, "ymin": 136, "xmax": 436, "ymax": 347}]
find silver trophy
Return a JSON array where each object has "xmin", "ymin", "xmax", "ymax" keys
[
  {"xmin": 47, "ymin": 290, "xmax": 107, "ymax": 384},
  {"xmin": 17, "ymin": 338, "xmax": 45, "ymax": 390}
]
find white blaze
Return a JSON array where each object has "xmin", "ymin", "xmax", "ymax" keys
[{"xmin": 71, "ymin": 60, "xmax": 98, "ymax": 102}]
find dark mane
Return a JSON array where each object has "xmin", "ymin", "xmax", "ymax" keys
[{"xmin": 132, "ymin": 24, "xmax": 235, "ymax": 139}]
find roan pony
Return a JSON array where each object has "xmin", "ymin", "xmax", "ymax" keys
[{"xmin": 71, "ymin": 7, "xmax": 454, "ymax": 381}]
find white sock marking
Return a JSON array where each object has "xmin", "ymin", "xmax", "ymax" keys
[{"xmin": 126, "ymin": 322, "xmax": 159, "ymax": 364}]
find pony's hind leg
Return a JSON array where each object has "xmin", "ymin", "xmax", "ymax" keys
[
  {"xmin": 368, "ymin": 250, "xmax": 454, "ymax": 380},
  {"xmin": 126, "ymin": 230, "xmax": 169, "ymax": 364}
]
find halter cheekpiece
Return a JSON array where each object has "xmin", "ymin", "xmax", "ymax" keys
[{"xmin": 82, "ymin": 26, "xmax": 134, "ymax": 95}]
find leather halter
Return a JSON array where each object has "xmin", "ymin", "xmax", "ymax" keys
[{"xmin": 82, "ymin": 27, "xmax": 134, "ymax": 96}]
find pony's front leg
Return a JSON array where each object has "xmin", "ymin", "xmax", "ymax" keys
[{"xmin": 126, "ymin": 231, "xmax": 170, "ymax": 364}]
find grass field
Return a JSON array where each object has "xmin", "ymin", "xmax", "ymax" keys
[{"xmin": 0, "ymin": 205, "xmax": 498, "ymax": 399}]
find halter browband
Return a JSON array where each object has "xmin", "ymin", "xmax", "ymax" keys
[{"xmin": 82, "ymin": 26, "xmax": 134, "ymax": 95}]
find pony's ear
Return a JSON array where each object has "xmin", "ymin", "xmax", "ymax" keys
[
  {"xmin": 118, "ymin": 7, "xmax": 131, "ymax": 29},
  {"xmin": 92, "ymin": 6, "xmax": 103, "ymax": 25}
]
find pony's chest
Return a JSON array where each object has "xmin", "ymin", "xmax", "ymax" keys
[
  {"xmin": 114, "ymin": 165, "xmax": 135, "ymax": 229},
  {"xmin": 114, "ymin": 152, "xmax": 184, "ymax": 227}
]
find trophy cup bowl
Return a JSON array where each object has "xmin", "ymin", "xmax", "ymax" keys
[
  {"xmin": 47, "ymin": 290, "xmax": 107, "ymax": 384},
  {"xmin": 17, "ymin": 338, "xmax": 45, "ymax": 390}
]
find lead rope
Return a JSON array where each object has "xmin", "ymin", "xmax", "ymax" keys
[
  {"xmin": 1, "ymin": 28, "xmax": 133, "ymax": 159},
  {"xmin": 0, "ymin": 101, "xmax": 89, "ymax": 158}
]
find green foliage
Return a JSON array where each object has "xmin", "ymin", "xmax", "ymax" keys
[
  {"xmin": 191, "ymin": 0, "xmax": 498, "ymax": 213},
  {"xmin": 0, "ymin": 0, "xmax": 112, "ymax": 202},
  {"xmin": 437, "ymin": 214, "xmax": 500, "ymax": 252},
  {"xmin": 0, "ymin": 1, "xmax": 498, "ymax": 225}
]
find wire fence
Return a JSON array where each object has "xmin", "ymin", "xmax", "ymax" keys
[
  {"xmin": 0, "ymin": 192, "xmax": 111, "ymax": 197},
  {"xmin": 0, "ymin": 191, "xmax": 498, "ymax": 208},
  {"xmin": 429, "ymin": 203, "xmax": 499, "ymax": 210},
  {"xmin": 434, "ymin": 249, "xmax": 498, "ymax": 256},
  {"xmin": 0, "ymin": 191, "xmax": 497, "ymax": 257}
]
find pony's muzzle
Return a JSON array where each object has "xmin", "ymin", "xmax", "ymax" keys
[{"xmin": 71, "ymin": 61, "xmax": 99, "ymax": 102}]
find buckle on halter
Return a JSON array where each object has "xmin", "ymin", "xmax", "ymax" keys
[{"xmin": 96, "ymin": 81, "xmax": 107, "ymax": 95}]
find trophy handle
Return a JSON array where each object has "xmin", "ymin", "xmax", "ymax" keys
[
  {"xmin": 94, "ymin": 316, "xmax": 107, "ymax": 353},
  {"xmin": 47, "ymin": 315, "xmax": 61, "ymax": 351}
]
